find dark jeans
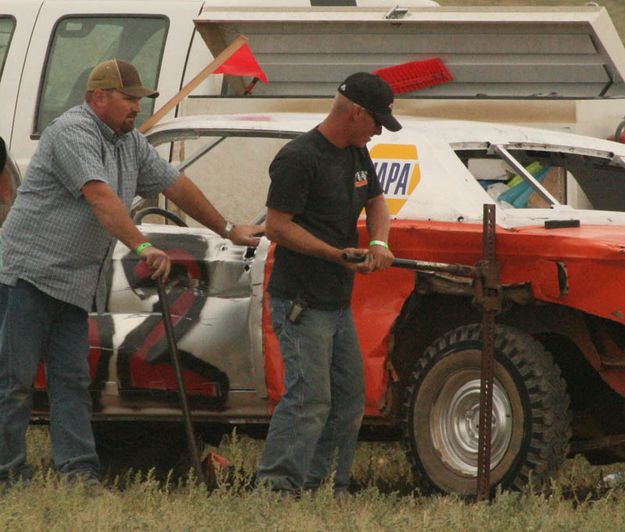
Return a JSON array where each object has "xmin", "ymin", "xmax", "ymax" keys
[
  {"xmin": 0, "ymin": 280, "xmax": 99, "ymax": 480},
  {"xmin": 257, "ymin": 297, "xmax": 365, "ymax": 493}
]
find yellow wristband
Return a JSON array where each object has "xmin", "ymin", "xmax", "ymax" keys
[
  {"xmin": 135, "ymin": 242, "xmax": 153, "ymax": 255},
  {"xmin": 369, "ymin": 240, "xmax": 389, "ymax": 249}
]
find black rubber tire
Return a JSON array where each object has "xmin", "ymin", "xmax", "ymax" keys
[
  {"xmin": 133, "ymin": 207, "xmax": 188, "ymax": 227},
  {"xmin": 401, "ymin": 323, "xmax": 571, "ymax": 496}
]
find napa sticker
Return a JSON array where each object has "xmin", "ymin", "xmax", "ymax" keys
[{"xmin": 370, "ymin": 144, "xmax": 420, "ymax": 215}]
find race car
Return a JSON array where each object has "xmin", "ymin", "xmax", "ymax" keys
[{"xmin": 25, "ymin": 113, "xmax": 625, "ymax": 495}]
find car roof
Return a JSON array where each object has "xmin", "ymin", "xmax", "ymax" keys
[
  {"xmin": 146, "ymin": 112, "xmax": 625, "ymax": 228},
  {"xmin": 146, "ymin": 113, "xmax": 625, "ymax": 156}
]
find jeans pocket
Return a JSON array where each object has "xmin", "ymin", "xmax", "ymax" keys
[
  {"xmin": 269, "ymin": 297, "xmax": 299, "ymax": 344},
  {"xmin": 269, "ymin": 297, "xmax": 289, "ymax": 336}
]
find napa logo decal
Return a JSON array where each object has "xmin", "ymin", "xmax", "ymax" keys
[{"xmin": 370, "ymin": 144, "xmax": 420, "ymax": 215}]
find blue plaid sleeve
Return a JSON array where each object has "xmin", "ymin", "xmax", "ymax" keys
[
  {"xmin": 50, "ymin": 121, "xmax": 108, "ymax": 198},
  {"xmin": 134, "ymin": 134, "xmax": 180, "ymax": 198}
]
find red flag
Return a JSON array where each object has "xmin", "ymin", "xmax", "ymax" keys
[{"xmin": 214, "ymin": 42, "xmax": 268, "ymax": 83}]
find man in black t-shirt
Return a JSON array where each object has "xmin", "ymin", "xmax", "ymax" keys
[{"xmin": 257, "ymin": 72, "xmax": 400, "ymax": 496}]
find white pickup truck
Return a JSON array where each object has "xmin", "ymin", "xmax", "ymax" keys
[
  {"xmin": 1, "ymin": 0, "xmax": 441, "ymax": 172},
  {"xmin": 2, "ymin": 1, "xmax": 625, "ymax": 175}
]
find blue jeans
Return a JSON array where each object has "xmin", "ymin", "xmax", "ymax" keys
[
  {"xmin": 257, "ymin": 297, "xmax": 365, "ymax": 492},
  {"xmin": 0, "ymin": 280, "xmax": 99, "ymax": 480}
]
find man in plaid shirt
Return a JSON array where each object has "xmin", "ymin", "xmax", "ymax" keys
[{"xmin": 0, "ymin": 59, "xmax": 261, "ymax": 490}]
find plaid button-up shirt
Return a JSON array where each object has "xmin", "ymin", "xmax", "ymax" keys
[{"xmin": 0, "ymin": 104, "xmax": 179, "ymax": 311}]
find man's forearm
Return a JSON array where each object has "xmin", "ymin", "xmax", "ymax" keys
[
  {"xmin": 365, "ymin": 195, "xmax": 391, "ymax": 242},
  {"xmin": 363, "ymin": 195, "xmax": 394, "ymax": 271},
  {"xmin": 163, "ymin": 173, "xmax": 227, "ymax": 236},
  {"xmin": 82, "ymin": 181, "xmax": 147, "ymax": 251},
  {"xmin": 272, "ymin": 222, "xmax": 342, "ymax": 262},
  {"xmin": 266, "ymin": 209, "xmax": 344, "ymax": 263}
]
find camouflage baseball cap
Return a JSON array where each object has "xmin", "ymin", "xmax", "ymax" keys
[{"xmin": 87, "ymin": 59, "xmax": 158, "ymax": 99}]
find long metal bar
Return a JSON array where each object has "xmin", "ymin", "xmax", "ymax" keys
[
  {"xmin": 391, "ymin": 258, "xmax": 477, "ymax": 277},
  {"xmin": 156, "ymin": 279, "xmax": 207, "ymax": 485},
  {"xmin": 476, "ymin": 204, "xmax": 498, "ymax": 502},
  {"xmin": 342, "ymin": 253, "xmax": 477, "ymax": 277}
]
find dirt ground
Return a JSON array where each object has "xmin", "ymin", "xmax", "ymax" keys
[{"xmin": 437, "ymin": 0, "xmax": 625, "ymax": 42}]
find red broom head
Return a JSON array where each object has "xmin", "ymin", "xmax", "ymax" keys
[{"xmin": 373, "ymin": 58, "xmax": 453, "ymax": 94}]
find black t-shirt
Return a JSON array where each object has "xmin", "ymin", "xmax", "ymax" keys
[{"xmin": 266, "ymin": 128, "xmax": 383, "ymax": 309}]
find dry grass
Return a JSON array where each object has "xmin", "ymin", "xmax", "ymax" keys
[{"xmin": 3, "ymin": 427, "xmax": 625, "ymax": 531}]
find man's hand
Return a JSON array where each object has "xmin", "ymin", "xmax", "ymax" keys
[
  {"xmin": 341, "ymin": 247, "xmax": 375, "ymax": 274},
  {"xmin": 227, "ymin": 224, "xmax": 264, "ymax": 247},
  {"xmin": 368, "ymin": 243, "xmax": 394, "ymax": 271},
  {"xmin": 139, "ymin": 246, "xmax": 171, "ymax": 282},
  {"xmin": 341, "ymin": 245, "xmax": 394, "ymax": 273}
]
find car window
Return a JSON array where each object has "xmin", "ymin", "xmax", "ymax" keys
[
  {"xmin": 455, "ymin": 144, "xmax": 625, "ymax": 211},
  {"xmin": 146, "ymin": 133, "xmax": 292, "ymax": 226},
  {"xmin": 0, "ymin": 17, "xmax": 15, "ymax": 82},
  {"xmin": 36, "ymin": 16, "xmax": 169, "ymax": 134}
]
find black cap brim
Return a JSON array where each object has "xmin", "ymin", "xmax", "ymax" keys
[{"xmin": 375, "ymin": 111, "xmax": 402, "ymax": 132}]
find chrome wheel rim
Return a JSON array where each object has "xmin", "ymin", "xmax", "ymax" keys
[{"xmin": 430, "ymin": 370, "xmax": 513, "ymax": 476}]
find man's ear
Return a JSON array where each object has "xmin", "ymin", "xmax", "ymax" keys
[
  {"xmin": 91, "ymin": 89, "xmax": 109, "ymax": 109},
  {"xmin": 349, "ymin": 102, "xmax": 362, "ymax": 123}
]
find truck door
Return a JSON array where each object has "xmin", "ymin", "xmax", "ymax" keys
[
  {"xmin": 10, "ymin": 0, "xmax": 204, "ymax": 174},
  {"xmin": 0, "ymin": 1, "xmax": 41, "ymax": 146}
]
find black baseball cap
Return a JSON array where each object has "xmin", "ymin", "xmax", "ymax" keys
[{"xmin": 338, "ymin": 72, "xmax": 402, "ymax": 132}]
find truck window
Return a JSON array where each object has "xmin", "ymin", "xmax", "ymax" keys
[
  {"xmin": 0, "ymin": 17, "xmax": 15, "ymax": 81},
  {"xmin": 36, "ymin": 16, "xmax": 168, "ymax": 134}
]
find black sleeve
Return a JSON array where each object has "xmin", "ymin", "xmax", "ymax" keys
[
  {"xmin": 266, "ymin": 148, "xmax": 312, "ymax": 214},
  {"xmin": 0, "ymin": 137, "xmax": 6, "ymax": 172},
  {"xmin": 364, "ymin": 148, "xmax": 383, "ymax": 199}
]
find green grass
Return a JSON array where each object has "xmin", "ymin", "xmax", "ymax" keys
[{"xmin": 3, "ymin": 427, "xmax": 625, "ymax": 531}]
